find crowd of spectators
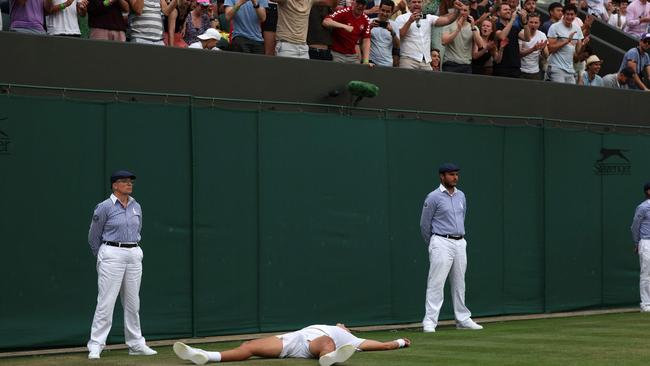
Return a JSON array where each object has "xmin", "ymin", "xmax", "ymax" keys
[{"xmin": 3, "ymin": 0, "xmax": 650, "ymax": 89}]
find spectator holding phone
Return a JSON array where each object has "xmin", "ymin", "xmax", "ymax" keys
[
  {"xmin": 394, "ymin": 0, "xmax": 463, "ymax": 70},
  {"xmin": 369, "ymin": 0, "xmax": 400, "ymax": 66},
  {"xmin": 494, "ymin": 2, "xmax": 531, "ymax": 78},
  {"xmin": 225, "ymin": 0, "xmax": 268, "ymax": 53}
]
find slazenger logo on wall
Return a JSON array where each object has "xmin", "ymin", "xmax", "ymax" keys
[{"xmin": 594, "ymin": 148, "xmax": 631, "ymax": 176}]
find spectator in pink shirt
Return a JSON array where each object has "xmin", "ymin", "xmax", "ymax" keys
[{"xmin": 624, "ymin": 0, "xmax": 650, "ymax": 38}]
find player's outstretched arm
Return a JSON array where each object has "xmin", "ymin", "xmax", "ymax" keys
[{"xmin": 358, "ymin": 338, "xmax": 410, "ymax": 351}]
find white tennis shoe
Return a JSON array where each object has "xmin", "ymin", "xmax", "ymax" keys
[
  {"xmin": 319, "ymin": 344, "xmax": 356, "ymax": 366},
  {"xmin": 88, "ymin": 347, "xmax": 101, "ymax": 360},
  {"xmin": 129, "ymin": 344, "xmax": 157, "ymax": 356},
  {"xmin": 456, "ymin": 318, "xmax": 483, "ymax": 330},
  {"xmin": 174, "ymin": 342, "xmax": 209, "ymax": 365}
]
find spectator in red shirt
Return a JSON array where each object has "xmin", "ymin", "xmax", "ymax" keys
[{"xmin": 322, "ymin": 0, "xmax": 372, "ymax": 65}]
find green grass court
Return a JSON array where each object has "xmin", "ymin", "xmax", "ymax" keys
[{"xmin": 2, "ymin": 312, "xmax": 649, "ymax": 366}]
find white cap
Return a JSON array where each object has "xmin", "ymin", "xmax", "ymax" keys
[{"xmin": 197, "ymin": 28, "xmax": 222, "ymax": 41}]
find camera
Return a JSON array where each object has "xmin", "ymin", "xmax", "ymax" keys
[{"xmin": 377, "ymin": 20, "xmax": 388, "ymax": 28}]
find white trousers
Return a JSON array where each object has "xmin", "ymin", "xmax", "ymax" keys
[
  {"xmin": 275, "ymin": 40, "xmax": 309, "ymax": 59},
  {"xmin": 639, "ymin": 240, "xmax": 650, "ymax": 309},
  {"xmin": 88, "ymin": 244, "xmax": 145, "ymax": 350},
  {"xmin": 423, "ymin": 235, "xmax": 472, "ymax": 328}
]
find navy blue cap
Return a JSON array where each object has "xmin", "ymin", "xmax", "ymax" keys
[
  {"xmin": 110, "ymin": 170, "xmax": 136, "ymax": 184},
  {"xmin": 644, "ymin": 182, "xmax": 650, "ymax": 192},
  {"xmin": 439, "ymin": 163, "xmax": 460, "ymax": 174}
]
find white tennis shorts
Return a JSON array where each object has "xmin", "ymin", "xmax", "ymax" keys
[{"xmin": 276, "ymin": 325, "xmax": 365, "ymax": 358}]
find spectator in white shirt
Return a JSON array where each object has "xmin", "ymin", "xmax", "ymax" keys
[
  {"xmin": 608, "ymin": 0, "xmax": 628, "ymax": 30},
  {"xmin": 394, "ymin": 0, "xmax": 463, "ymax": 70},
  {"xmin": 546, "ymin": 4, "xmax": 586, "ymax": 83},
  {"xmin": 45, "ymin": 0, "xmax": 88, "ymax": 36},
  {"xmin": 519, "ymin": 12, "xmax": 548, "ymax": 79}
]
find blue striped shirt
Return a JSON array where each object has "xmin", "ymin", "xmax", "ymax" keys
[
  {"xmin": 88, "ymin": 194, "xmax": 142, "ymax": 256},
  {"xmin": 631, "ymin": 199, "xmax": 650, "ymax": 244},
  {"xmin": 420, "ymin": 184, "xmax": 466, "ymax": 244}
]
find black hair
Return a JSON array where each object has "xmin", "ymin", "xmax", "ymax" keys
[
  {"xmin": 380, "ymin": 0, "xmax": 395, "ymax": 9},
  {"xmin": 548, "ymin": 2, "xmax": 563, "ymax": 11},
  {"xmin": 620, "ymin": 67, "xmax": 634, "ymax": 78},
  {"xmin": 563, "ymin": 3, "xmax": 578, "ymax": 13}
]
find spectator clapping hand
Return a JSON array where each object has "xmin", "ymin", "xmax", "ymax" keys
[{"xmin": 534, "ymin": 39, "xmax": 547, "ymax": 51}]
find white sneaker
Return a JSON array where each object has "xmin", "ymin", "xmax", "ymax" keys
[
  {"xmin": 423, "ymin": 325, "xmax": 436, "ymax": 333},
  {"xmin": 88, "ymin": 348, "xmax": 101, "ymax": 360},
  {"xmin": 641, "ymin": 307, "xmax": 650, "ymax": 313},
  {"xmin": 319, "ymin": 344, "xmax": 356, "ymax": 366},
  {"xmin": 456, "ymin": 318, "xmax": 483, "ymax": 330},
  {"xmin": 173, "ymin": 342, "xmax": 209, "ymax": 365},
  {"xmin": 129, "ymin": 344, "xmax": 158, "ymax": 356}
]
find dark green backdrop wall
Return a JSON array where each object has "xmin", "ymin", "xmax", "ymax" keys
[{"xmin": 0, "ymin": 94, "xmax": 643, "ymax": 351}]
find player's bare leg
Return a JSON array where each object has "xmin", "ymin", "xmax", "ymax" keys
[{"xmin": 220, "ymin": 336, "xmax": 283, "ymax": 361}]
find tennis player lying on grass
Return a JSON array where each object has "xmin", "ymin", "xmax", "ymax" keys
[{"xmin": 174, "ymin": 323, "xmax": 410, "ymax": 365}]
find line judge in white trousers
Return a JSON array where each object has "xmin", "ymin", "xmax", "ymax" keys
[
  {"xmin": 419, "ymin": 162, "xmax": 482, "ymax": 333},
  {"xmin": 631, "ymin": 181, "xmax": 650, "ymax": 313},
  {"xmin": 86, "ymin": 170, "xmax": 157, "ymax": 359}
]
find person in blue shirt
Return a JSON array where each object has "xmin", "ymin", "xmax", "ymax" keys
[
  {"xmin": 631, "ymin": 182, "xmax": 650, "ymax": 313},
  {"xmin": 419, "ymin": 163, "xmax": 483, "ymax": 333},
  {"xmin": 580, "ymin": 54, "xmax": 604, "ymax": 86},
  {"xmin": 225, "ymin": 0, "xmax": 268, "ymax": 53},
  {"xmin": 87, "ymin": 170, "xmax": 157, "ymax": 359},
  {"xmin": 618, "ymin": 33, "xmax": 650, "ymax": 90}
]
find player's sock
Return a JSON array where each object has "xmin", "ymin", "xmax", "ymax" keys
[{"xmin": 205, "ymin": 351, "xmax": 221, "ymax": 362}]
